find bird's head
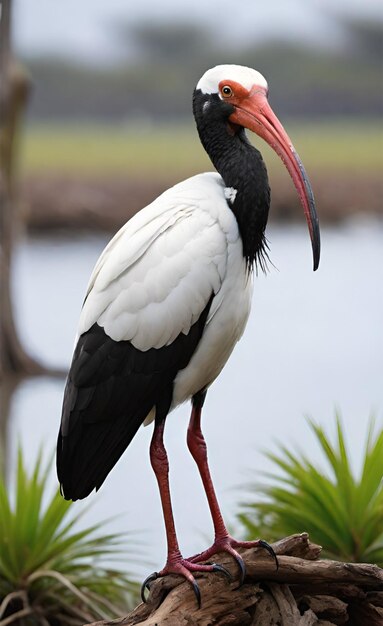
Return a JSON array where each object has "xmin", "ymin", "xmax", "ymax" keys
[{"xmin": 195, "ymin": 64, "xmax": 320, "ymax": 271}]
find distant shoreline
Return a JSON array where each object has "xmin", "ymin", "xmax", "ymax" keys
[{"xmin": 18, "ymin": 169, "xmax": 383, "ymax": 234}]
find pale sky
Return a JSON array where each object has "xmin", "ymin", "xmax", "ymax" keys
[{"xmin": 13, "ymin": 0, "xmax": 383, "ymax": 64}]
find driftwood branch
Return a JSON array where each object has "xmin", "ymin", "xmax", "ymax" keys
[{"xmin": 86, "ymin": 533, "xmax": 383, "ymax": 626}]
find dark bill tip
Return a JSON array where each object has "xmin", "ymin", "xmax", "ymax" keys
[
  {"xmin": 293, "ymin": 148, "xmax": 321, "ymax": 271},
  {"xmin": 306, "ymin": 185, "xmax": 321, "ymax": 271}
]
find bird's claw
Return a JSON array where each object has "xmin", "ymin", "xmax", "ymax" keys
[
  {"xmin": 188, "ymin": 535, "xmax": 278, "ymax": 586},
  {"xmin": 191, "ymin": 578, "xmax": 201, "ymax": 609},
  {"xmin": 211, "ymin": 562, "xmax": 233, "ymax": 582},
  {"xmin": 141, "ymin": 572, "xmax": 201, "ymax": 608},
  {"xmin": 231, "ymin": 539, "xmax": 279, "ymax": 583},
  {"xmin": 258, "ymin": 539, "xmax": 279, "ymax": 570},
  {"xmin": 141, "ymin": 559, "xmax": 232, "ymax": 607},
  {"xmin": 141, "ymin": 571, "xmax": 159, "ymax": 603},
  {"xmin": 232, "ymin": 552, "xmax": 246, "ymax": 586}
]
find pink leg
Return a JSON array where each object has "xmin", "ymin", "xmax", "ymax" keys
[
  {"xmin": 186, "ymin": 392, "xmax": 277, "ymax": 581},
  {"xmin": 141, "ymin": 417, "xmax": 230, "ymax": 605}
]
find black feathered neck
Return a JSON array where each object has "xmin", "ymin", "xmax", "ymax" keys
[{"xmin": 193, "ymin": 89, "xmax": 271, "ymax": 270}]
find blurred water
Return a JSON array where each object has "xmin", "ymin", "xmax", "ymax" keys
[{"xmin": 6, "ymin": 219, "xmax": 383, "ymax": 576}]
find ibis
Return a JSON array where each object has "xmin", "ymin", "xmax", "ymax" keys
[{"xmin": 57, "ymin": 64, "xmax": 320, "ymax": 603}]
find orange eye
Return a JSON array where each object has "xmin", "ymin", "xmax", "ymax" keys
[{"xmin": 221, "ymin": 85, "xmax": 233, "ymax": 98}]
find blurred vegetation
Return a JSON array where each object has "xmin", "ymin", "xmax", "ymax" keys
[
  {"xmin": 20, "ymin": 120, "xmax": 382, "ymax": 178},
  {"xmin": 0, "ymin": 449, "xmax": 139, "ymax": 625},
  {"xmin": 18, "ymin": 117, "xmax": 382, "ymax": 232},
  {"xmin": 238, "ymin": 417, "xmax": 383, "ymax": 567},
  {"xmin": 22, "ymin": 14, "xmax": 383, "ymax": 123}
]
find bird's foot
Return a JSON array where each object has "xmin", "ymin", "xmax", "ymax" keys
[
  {"xmin": 188, "ymin": 535, "xmax": 278, "ymax": 585},
  {"xmin": 141, "ymin": 556, "xmax": 231, "ymax": 607}
]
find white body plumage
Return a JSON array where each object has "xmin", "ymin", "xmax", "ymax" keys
[{"xmin": 78, "ymin": 172, "xmax": 253, "ymax": 418}]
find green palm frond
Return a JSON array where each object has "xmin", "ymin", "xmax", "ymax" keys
[
  {"xmin": 238, "ymin": 415, "xmax": 383, "ymax": 565},
  {"xmin": 0, "ymin": 449, "xmax": 139, "ymax": 625}
]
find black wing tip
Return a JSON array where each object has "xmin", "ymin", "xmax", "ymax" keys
[{"xmin": 58, "ymin": 479, "xmax": 94, "ymax": 502}]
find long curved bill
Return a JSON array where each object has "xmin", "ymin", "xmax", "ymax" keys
[{"xmin": 230, "ymin": 88, "xmax": 320, "ymax": 270}]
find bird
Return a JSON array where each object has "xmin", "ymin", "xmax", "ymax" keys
[{"xmin": 57, "ymin": 64, "xmax": 320, "ymax": 605}]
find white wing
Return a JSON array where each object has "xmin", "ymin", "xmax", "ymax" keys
[{"xmin": 78, "ymin": 172, "xmax": 241, "ymax": 352}]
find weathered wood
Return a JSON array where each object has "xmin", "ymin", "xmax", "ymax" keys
[{"xmin": 85, "ymin": 534, "xmax": 383, "ymax": 626}]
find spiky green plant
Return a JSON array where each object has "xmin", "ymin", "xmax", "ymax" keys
[
  {"xmin": 238, "ymin": 417, "xmax": 383, "ymax": 566},
  {"xmin": 0, "ymin": 450, "xmax": 139, "ymax": 625}
]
